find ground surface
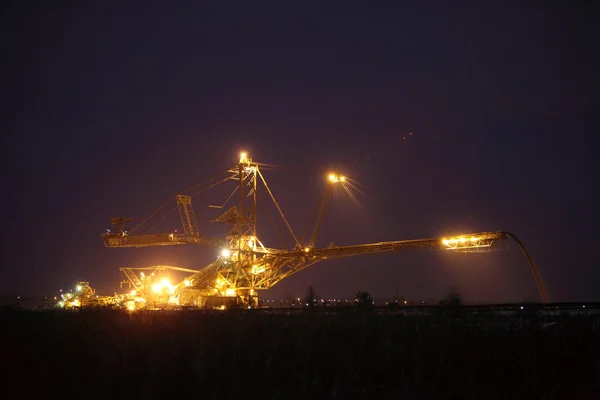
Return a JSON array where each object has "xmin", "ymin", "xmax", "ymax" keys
[{"xmin": 3, "ymin": 307, "xmax": 599, "ymax": 399}]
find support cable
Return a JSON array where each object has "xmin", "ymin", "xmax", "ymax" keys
[
  {"xmin": 257, "ymin": 168, "xmax": 301, "ymax": 248},
  {"xmin": 130, "ymin": 169, "xmax": 232, "ymax": 234},
  {"xmin": 264, "ymin": 207, "xmax": 288, "ymax": 250},
  {"xmin": 299, "ymin": 192, "xmax": 325, "ymax": 245},
  {"xmin": 503, "ymin": 231, "xmax": 550, "ymax": 303},
  {"xmin": 309, "ymin": 187, "xmax": 332, "ymax": 248}
]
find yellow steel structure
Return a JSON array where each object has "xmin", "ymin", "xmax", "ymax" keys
[
  {"xmin": 100, "ymin": 152, "xmax": 549, "ymax": 307},
  {"xmin": 59, "ymin": 282, "xmax": 114, "ymax": 308}
]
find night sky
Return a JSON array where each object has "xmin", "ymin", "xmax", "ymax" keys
[{"xmin": 3, "ymin": 1, "xmax": 598, "ymax": 303}]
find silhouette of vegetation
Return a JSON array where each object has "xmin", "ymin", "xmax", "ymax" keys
[
  {"xmin": 304, "ymin": 285, "xmax": 317, "ymax": 308},
  {"xmin": 354, "ymin": 290, "xmax": 374, "ymax": 308},
  {"xmin": 4, "ymin": 307, "xmax": 600, "ymax": 398},
  {"xmin": 438, "ymin": 289, "xmax": 464, "ymax": 306}
]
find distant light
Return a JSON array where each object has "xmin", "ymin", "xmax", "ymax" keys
[
  {"xmin": 520, "ymin": 306, "xmax": 524, "ymax": 310},
  {"xmin": 76, "ymin": 285, "xmax": 82, "ymax": 292},
  {"xmin": 583, "ymin": 305, "xmax": 586, "ymax": 308},
  {"xmin": 221, "ymin": 249, "xmax": 231, "ymax": 257},
  {"xmin": 304, "ymin": 247, "xmax": 310, "ymax": 252}
]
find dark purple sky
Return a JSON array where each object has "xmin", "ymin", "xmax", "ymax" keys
[{"xmin": 3, "ymin": 1, "xmax": 598, "ymax": 302}]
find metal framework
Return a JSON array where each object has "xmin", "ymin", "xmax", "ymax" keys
[{"xmin": 100, "ymin": 153, "xmax": 549, "ymax": 307}]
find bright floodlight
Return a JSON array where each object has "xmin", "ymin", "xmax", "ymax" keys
[
  {"xmin": 328, "ymin": 173, "xmax": 346, "ymax": 183},
  {"xmin": 442, "ymin": 234, "xmax": 493, "ymax": 252},
  {"xmin": 221, "ymin": 249, "xmax": 231, "ymax": 257},
  {"xmin": 239, "ymin": 152, "xmax": 248, "ymax": 163},
  {"xmin": 151, "ymin": 278, "xmax": 174, "ymax": 294}
]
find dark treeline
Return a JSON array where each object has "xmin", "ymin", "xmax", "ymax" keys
[{"xmin": 3, "ymin": 308, "xmax": 599, "ymax": 399}]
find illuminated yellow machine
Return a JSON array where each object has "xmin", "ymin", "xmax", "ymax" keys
[
  {"xmin": 101, "ymin": 152, "xmax": 549, "ymax": 307},
  {"xmin": 59, "ymin": 282, "xmax": 114, "ymax": 308}
]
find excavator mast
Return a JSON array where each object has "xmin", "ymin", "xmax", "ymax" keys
[{"xmin": 176, "ymin": 195, "xmax": 200, "ymax": 238}]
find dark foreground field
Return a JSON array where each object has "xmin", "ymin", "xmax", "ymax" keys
[{"xmin": 3, "ymin": 308, "xmax": 600, "ymax": 399}]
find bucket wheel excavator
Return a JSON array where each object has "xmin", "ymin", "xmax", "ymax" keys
[{"xmin": 101, "ymin": 152, "xmax": 548, "ymax": 308}]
